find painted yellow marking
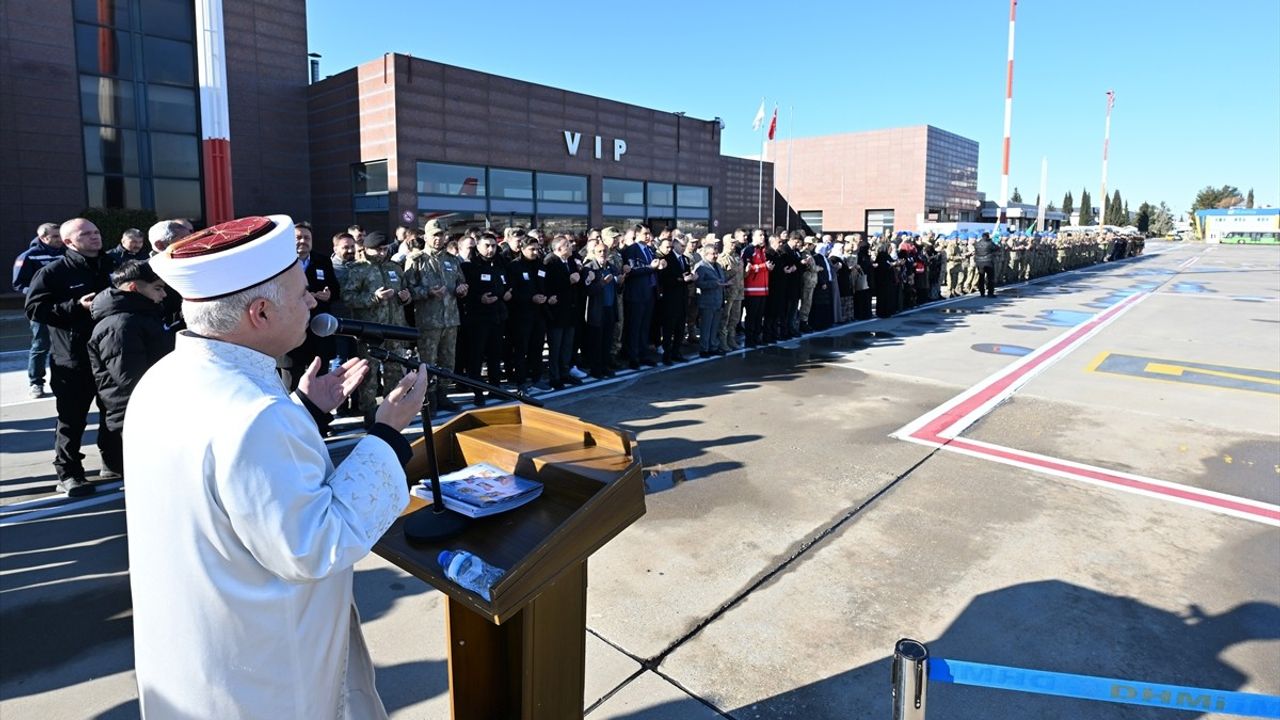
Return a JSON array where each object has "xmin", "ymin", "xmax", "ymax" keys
[
  {"xmin": 1083, "ymin": 351, "xmax": 1111, "ymax": 373},
  {"xmin": 1144, "ymin": 362, "xmax": 1280, "ymax": 386},
  {"xmin": 1224, "ymin": 455, "xmax": 1233, "ymax": 464}
]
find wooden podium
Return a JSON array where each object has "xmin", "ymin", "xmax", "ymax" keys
[{"xmin": 372, "ymin": 404, "xmax": 644, "ymax": 719}]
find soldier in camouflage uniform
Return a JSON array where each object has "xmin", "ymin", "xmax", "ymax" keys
[
  {"xmin": 797, "ymin": 237, "xmax": 819, "ymax": 332},
  {"xmin": 1008, "ymin": 234, "xmax": 1027, "ymax": 283},
  {"xmin": 962, "ymin": 237, "xmax": 979, "ymax": 293},
  {"xmin": 718, "ymin": 229, "xmax": 745, "ymax": 350},
  {"xmin": 944, "ymin": 236, "xmax": 963, "ymax": 297},
  {"xmin": 340, "ymin": 231, "xmax": 412, "ymax": 413},
  {"xmin": 404, "ymin": 218, "xmax": 467, "ymax": 415}
]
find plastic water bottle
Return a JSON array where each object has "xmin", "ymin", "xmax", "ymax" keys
[{"xmin": 437, "ymin": 550, "xmax": 505, "ymax": 602}]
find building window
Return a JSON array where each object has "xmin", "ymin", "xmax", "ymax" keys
[
  {"xmin": 603, "ymin": 178, "xmax": 644, "ymax": 217},
  {"xmin": 353, "ymin": 160, "xmax": 389, "ymax": 196},
  {"xmin": 535, "ymin": 172, "xmax": 588, "ymax": 218},
  {"xmin": 799, "ymin": 211, "xmax": 823, "ymax": 234},
  {"xmin": 866, "ymin": 209, "xmax": 895, "ymax": 238},
  {"xmin": 418, "ymin": 161, "xmax": 486, "ymax": 196},
  {"xmin": 73, "ymin": 0, "xmax": 201, "ymax": 221},
  {"xmin": 489, "ymin": 168, "xmax": 533, "ymax": 200}
]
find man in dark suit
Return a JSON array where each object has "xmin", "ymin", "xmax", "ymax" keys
[
  {"xmin": 620, "ymin": 224, "xmax": 660, "ymax": 369},
  {"xmin": 285, "ymin": 221, "xmax": 342, "ymax": 389}
]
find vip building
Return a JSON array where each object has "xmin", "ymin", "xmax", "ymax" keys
[{"xmin": 307, "ymin": 53, "xmax": 772, "ymax": 239}]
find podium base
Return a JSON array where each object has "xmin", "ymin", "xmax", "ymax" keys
[{"xmin": 403, "ymin": 507, "xmax": 469, "ymax": 542}]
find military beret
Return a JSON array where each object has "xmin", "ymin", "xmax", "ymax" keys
[{"xmin": 361, "ymin": 231, "xmax": 390, "ymax": 248}]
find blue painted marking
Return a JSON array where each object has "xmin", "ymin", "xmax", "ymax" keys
[
  {"xmin": 1003, "ymin": 324, "xmax": 1049, "ymax": 332},
  {"xmin": 1170, "ymin": 282, "xmax": 1215, "ymax": 294},
  {"xmin": 930, "ymin": 659, "xmax": 1280, "ymax": 717},
  {"xmin": 1033, "ymin": 309, "xmax": 1095, "ymax": 327},
  {"xmin": 971, "ymin": 343, "xmax": 1033, "ymax": 357}
]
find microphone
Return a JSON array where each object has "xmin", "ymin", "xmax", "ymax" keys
[{"xmin": 310, "ymin": 313, "xmax": 419, "ymax": 342}]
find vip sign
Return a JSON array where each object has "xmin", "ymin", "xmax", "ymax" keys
[{"xmin": 563, "ymin": 131, "xmax": 627, "ymax": 161}]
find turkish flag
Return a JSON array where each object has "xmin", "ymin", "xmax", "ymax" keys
[{"xmin": 767, "ymin": 107, "xmax": 778, "ymax": 140}]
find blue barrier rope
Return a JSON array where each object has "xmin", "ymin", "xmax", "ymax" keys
[{"xmin": 929, "ymin": 658, "xmax": 1280, "ymax": 718}]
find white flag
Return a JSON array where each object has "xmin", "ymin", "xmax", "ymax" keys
[{"xmin": 751, "ymin": 99, "xmax": 765, "ymax": 132}]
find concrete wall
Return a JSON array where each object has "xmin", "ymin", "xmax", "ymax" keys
[
  {"xmin": 0, "ymin": 0, "xmax": 84, "ymax": 273},
  {"xmin": 222, "ymin": 0, "xmax": 311, "ymax": 223}
]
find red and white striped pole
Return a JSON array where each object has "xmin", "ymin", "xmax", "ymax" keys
[
  {"xmin": 1100, "ymin": 90, "xmax": 1114, "ymax": 226},
  {"xmin": 196, "ymin": 0, "xmax": 234, "ymax": 224},
  {"xmin": 998, "ymin": 0, "xmax": 1017, "ymax": 232}
]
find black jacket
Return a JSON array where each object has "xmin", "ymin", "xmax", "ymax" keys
[
  {"xmin": 88, "ymin": 288, "xmax": 174, "ymax": 429},
  {"xmin": 542, "ymin": 254, "xmax": 581, "ymax": 328},
  {"xmin": 975, "ymin": 238, "xmax": 999, "ymax": 268},
  {"xmin": 461, "ymin": 255, "xmax": 508, "ymax": 322},
  {"xmin": 656, "ymin": 250, "xmax": 689, "ymax": 301},
  {"xmin": 12, "ymin": 237, "xmax": 65, "ymax": 295},
  {"xmin": 24, "ymin": 249, "xmax": 116, "ymax": 367},
  {"xmin": 506, "ymin": 256, "xmax": 547, "ymax": 320}
]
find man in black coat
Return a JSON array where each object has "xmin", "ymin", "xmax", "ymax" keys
[
  {"xmin": 461, "ymin": 232, "xmax": 511, "ymax": 405},
  {"xmin": 505, "ymin": 238, "xmax": 548, "ymax": 390},
  {"xmin": 87, "ymin": 261, "xmax": 175, "ymax": 479},
  {"xmin": 285, "ymin": 222, "xmax": 342, "ymax": 389},
  {"xmin": 24, "ymin": 218, "xmax": 116, "ymax": 496},
  {"xmin": 975, "ymin": 232, "xmax": 1000, "ymax": 297},
  {"xmin": 655, "ymin": 237, "xmax": 691, "ymax": 364},
  {"xmin": 543, "ymin": 236, "xmax": 585, "ymax": 387}
]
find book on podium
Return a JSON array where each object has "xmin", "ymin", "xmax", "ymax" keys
[{"xmin": 366, "ymin": 403, "xmax": 645, "ymax": 720}]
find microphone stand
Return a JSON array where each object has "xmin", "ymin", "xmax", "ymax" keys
[{"xmin": 363, "ymin": 343, "xmax": 544, "ymax": 542}]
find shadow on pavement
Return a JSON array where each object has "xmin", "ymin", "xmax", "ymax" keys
[{"xmin": 599, "ymin": 580, "xmax": 1280, "ymax": 719}]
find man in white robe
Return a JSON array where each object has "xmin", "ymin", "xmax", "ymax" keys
[{"xmin": 126, "ymin": 215, "xmax": 428, "ymax": 719}]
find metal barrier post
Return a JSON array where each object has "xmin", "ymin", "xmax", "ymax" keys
[{"xmin": 891, "ymin": 638, "xmax": 930, "ymax": 720}]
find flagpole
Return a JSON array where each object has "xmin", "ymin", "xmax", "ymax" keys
[
  {"xmin": 756, "ymin": 97, "xmax": 765, "ymax": 229},
  {"xmin": 1100, "ymin": 90, "xmax": 1113, "ymax": 227},
  {"xmin": 998, "ymin": 0, "xmax": 1017, "ymax": 233},
  {"xmin": 785, "ymin": 104, "xmax": 794, "ymax": 232},
  {"xmin": 770, "ymin": 105, "xmax": 777, "ymax": 231}
]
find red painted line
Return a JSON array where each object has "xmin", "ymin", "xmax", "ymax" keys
[
  {"xmin": 917, "ymin": 293, "xmax": 1143, "ymax": 439},
  {"xmin": 917, "ymin": 435, "xmax": 1280, "ymax": 523}
]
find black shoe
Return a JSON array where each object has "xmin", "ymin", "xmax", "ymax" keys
[
  {"xmin": 564, "ymin": 376, "xmax": 583, "ymax": 386},
  {"xmin": 56, "ymin": 476, "xmax": 95, "ymax": 498},
  {"xmin": 672, "ymin": 354, "xmax": 688, "ymax": 363},
  {"xmin": 472, "ymin": 394, "xmax": 487, "ymax": 407},
  {"xmin": 661, "ymin": 357, "xmax": 674, "ymax": 366},
  {"xmin": 712, "ymin": 349, "xmax": 727, "ymax": 356},
  {"xmin": 551, "ymin": 381, "xmax": 565, "ymax": 390},
  {"xmin": 629, "ymin": 361, "xmax": 641, "ymax": 370},
  {"xmin": 699, "ymin": 351, "xmax": 712, "ymax": 358}
]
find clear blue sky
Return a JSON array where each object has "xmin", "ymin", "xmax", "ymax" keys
[{"xmin": 307, "ymin": 0, "xmax": 1280, "ymax": 215}]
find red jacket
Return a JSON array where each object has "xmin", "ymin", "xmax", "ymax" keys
[{"xmin": 743, "ymin": 245, "xmax": 770, "ymax": 297}]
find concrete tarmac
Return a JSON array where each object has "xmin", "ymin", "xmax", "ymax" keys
[{"xmin": 1, "ymin": 241, "xmax": 1276, "ymax": 718}]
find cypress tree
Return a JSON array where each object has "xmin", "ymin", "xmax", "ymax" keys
[
  {"xmin": 1079, "ymin": 188, "xmax": 1094, "ymax": 225},
  {"xmin": 1062, "ymin": 191, "xmax": 1074, "ymax": 218}
]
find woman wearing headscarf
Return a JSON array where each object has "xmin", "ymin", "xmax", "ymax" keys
[{"xmin": 873, "ymin": 240, "xmax": 899, "ymax": 318}]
